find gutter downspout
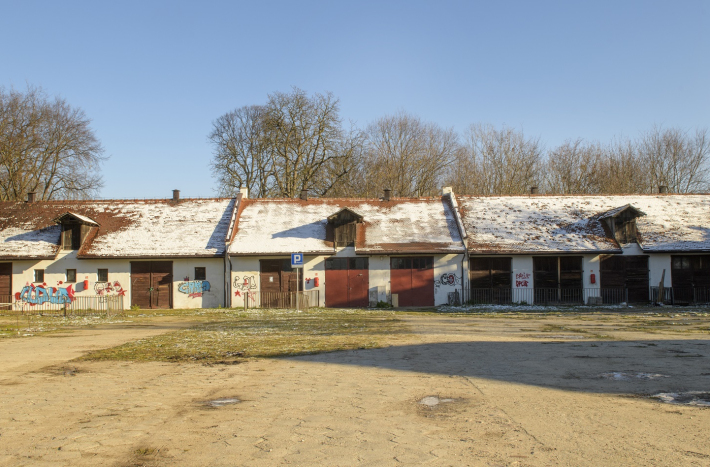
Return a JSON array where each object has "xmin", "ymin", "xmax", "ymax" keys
[
  {"xmin": 224, "ymin": 194, "xmax": 243, "ymax": 308},
  {"xmin": 445, "ymin": 190, "xmax": 469, "ymax": 304}
]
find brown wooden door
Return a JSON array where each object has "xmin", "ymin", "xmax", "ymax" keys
[
  {"xmin": 131, "ymin": 261, "xmax": 173, "ymax": 309},
  {"xmin": 0, "ymin": 263, "xmax": 11, "ymax": 309},
  {"xmin": 260, "ymin": 259, "xmax": 301, "ymax": 307},
  {"xmin": 325, "ymin": 257, "xmax": 369, "ymax": 308},
  {"xmin": 150, "ymin": 261, "xmax": 173, "ymax": 309},
  {"xmin": 390, "ymin": 257, "xmax": 434, "ymax": 307},
  {"xmin": 601, "ymin": 256, "xmax": 649, "ymax": 303}
]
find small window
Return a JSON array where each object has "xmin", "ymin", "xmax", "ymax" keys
[
  {"xmin": 66, "ymin": 269, "xmax": 76, "ymax": 282},
  {"xmin": 391, "ymin": 258, "xmax": 411, "ymax": 270},
  {"xmin": 195, "ymin": 267, "xmax": 206, "ymax": 281},
  {"xmin": 348, "ymin": 257, "xmax": 369, "ymax": 270},
  {"xmin": 325, "ymin": 258, "xmax": 348, "ymax": 270},
  {"xmin": 34, "ymin": 269, "xmax": 45, "ymax": 283},
  {"xmin": 97, "ymin": 269, "xmax": 108, "ymax": 282},
  {"xmin": 62, "ymin": 225, "xmax": 82, "ymax": 250}
]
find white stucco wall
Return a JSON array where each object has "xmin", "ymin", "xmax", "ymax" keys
[
  {"xmin": 229, "ymin": 253, "xmax": 465, "ymax": 308},
  {"xmin": 511, "ymin": 255, "xmax": 534, "ymax": 303},
  {"xmin": 10, "ymin": 255, "xmax": 226, "ymax": 310},
  {"xmin": 303, "ymin": 255, "xmax": 326, "ymax": 307},
  {"xmin": 172, "ymin": 258, "xmax": 224, "ymax": 309},
  {"xmin": 649, "ymin": 254, "xmax": 672, "ymax": 287},
  {"xmin": 230, "ymin": 256, "xmax": 261, "ymax": 308},
  {"xmin": 11, "ymin": 252, "xmax": 132, "ymax": 309},
  {"xmin": 368, "ymin": 255, "xmax": 391, "ymax": 304},
  {"xmin": 433, "ymin": 254, "xmax": 464, "ymax": 306}
]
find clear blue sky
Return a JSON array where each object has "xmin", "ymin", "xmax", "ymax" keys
[{"xmin": 2, "ymin": 0, "xmax": 708, "ymax": 199}]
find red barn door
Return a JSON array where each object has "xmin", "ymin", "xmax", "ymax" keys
[
  {"xmin": 390, "ymin": 257, "xmax": 434, "ymax": 307},
  {"xmin": 325, "ymin": 257, "xmax": 369, "ymax": 308}
]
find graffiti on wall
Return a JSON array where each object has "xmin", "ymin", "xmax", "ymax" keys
[
  {"xmin": 16, "ymin": 283, "xmax": 75, "ymax": 305},
  {"xmin": 233, "ymin": 276, "xmax": 257, "ymax": 298},
  {"xmin": 437, "ymin": 273, "xmax": 462, "ymax": 286},
  {"xmin": 515, "ymin": 272, "xmax": 531, "ymax": 288},
  {"xmin": 95, "ymin": 281, "xmax": 126, "ymax": 296},
  {"xmin": 178, "ymin": 280, "xmax": 211, "ymax": 298}
]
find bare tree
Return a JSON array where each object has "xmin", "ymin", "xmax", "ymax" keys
[
  {"xmin": 209, "ymin": 105, "xmax": 275, "ymax": 198},
  {"xmin": 449, "ymin": 123, "xmax": 542, "ymax": 195},
  {"xmin": 263, "ymin": 88, "xmax": 363, "ymax": 198},
  {"xmin": 358, "ymin": 112, "xmax": 459, "ymax": 198},
  {"xmin": 638, "ymin": 126, "xmax": 710, "ymax": 193},
  {"xmin": 210, "ymin": 88, "xmax": 362, "ymax": 198},
  {"xmin": 544, "ymin": 139, "xmax": 606, "ymax": 194},
  {"xmin": 0, "ymin": 86, "xmax": 105, "ymax": 200}
]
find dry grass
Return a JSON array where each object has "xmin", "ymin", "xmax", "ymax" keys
[{"xmin": 79, "ymin": 308, "xmax": 408, "ymax": 363}]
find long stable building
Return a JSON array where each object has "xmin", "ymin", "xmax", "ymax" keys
[{"xmin": 0, "ymin": 188, "xmax": 708, "ymax": 310}]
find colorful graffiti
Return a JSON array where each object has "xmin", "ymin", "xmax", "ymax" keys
[
  {"xmin": 178, "ymin": 280, "xmax": 211, "ymax": 298},
  {"xmin": 16, "ymin": 283, "xmax": 75, "ymax": 305},
  {"xmin": 438, "ymin": 273, "xmax": 462, "ymax": 286},
  {"xmin": 515, "ymin": 272, "xmax": 531, "ymax": 288},
  {"xmin": 233, "ymin": 276, "xmax": 257, "ymax": 298},
  {"xmin": 94, "ymin": 281, "xmax": 126, "ymax": 296}
]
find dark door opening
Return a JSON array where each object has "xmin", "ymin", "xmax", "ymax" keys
[
  {"xmin": 533, "ymin": 256, "xmax": 583, "ymax": 303},
  {"xmin": 600, "ymin": 255, "xmax": 649, "ymax": 303},
  {"xmin": 260, "ymin": 259, "xmax": 302, "ymax": 307},
  {"xmin": 469, "ymin": 257, "xmax": 512, "ymax": 303},
  {"xmin": 0, "ymin": 262, "xmax": 11, "ymax": 310}
]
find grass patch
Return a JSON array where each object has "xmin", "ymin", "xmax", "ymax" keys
[{"xmin": 79, "ymin": 308, "xmax": 408, "ymax": 363}]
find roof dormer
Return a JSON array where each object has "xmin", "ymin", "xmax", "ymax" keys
[
  {"xmin": 327, "ymin": 208, "xmax": 364, "ymax": 248},
  {"xmin": 598, "ymin": 205, "xmax": 646, "ymax": 245},
  {"xmin": 53, "ymin": 212, "xmax": 99, "ymax": 251}
]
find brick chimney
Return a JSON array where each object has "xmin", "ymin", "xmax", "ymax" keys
[
  {"xmin": 383, "ymin": 188, "xmax": 391, "ymax": 201},
  {"xmin": 27, "ymin": 192, "xmax": 36, "ymax": 203},
  {"xmin": 172, "ymin": 189, "xmax": 180, "ymax": 202}
]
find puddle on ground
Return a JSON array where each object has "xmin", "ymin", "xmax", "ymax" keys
[
  {"xmin": 599, "ymin": 372, "xmax": 668, "ymax": 381},
  {"xmin": 419, "ymin": 396, "xmax": 455, "ymax": 407},
  {"xmin": 652, "ymin": 392, "xmax": 710, "ymax": 407},
  {"xmin": 546, "ymin": 335, "xmax": 586, "ymax": 339},
  {"xmin": 206, "ymin": 398, "xmax": 241, "ymax": 407}
]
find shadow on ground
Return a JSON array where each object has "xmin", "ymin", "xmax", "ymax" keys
[{"xmin": 295, "ymin": 339, "xmax": 710, "ymax": 395}]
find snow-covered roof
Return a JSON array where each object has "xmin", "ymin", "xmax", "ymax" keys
[
  {"xmin": 53, "ymin": 212, "xmax": 100, "ymax": 226},
  {"xmin": 228, "ymin": 197, "xmax": 464, "ymax": 255},
  {"xmin": 457, "ymin": 194, "xmax": 710, "ymax": 253},
  {"xmin": 0, "ymin": 198, "xmax": 235, "ymax": 259}
]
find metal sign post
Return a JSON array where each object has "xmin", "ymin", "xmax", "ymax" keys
[{"xmin": 291, "ymin": 253, "xmax": 304, "ymax": 311}]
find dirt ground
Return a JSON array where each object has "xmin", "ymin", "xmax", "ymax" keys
[{"xmin": 1, "ymin": 312, "xmax": 709, "ymax": 466}]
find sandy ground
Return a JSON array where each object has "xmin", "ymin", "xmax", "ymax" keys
[{"xmin": 1, "ymin": 313, "xmax": 709, "ymax": 466}]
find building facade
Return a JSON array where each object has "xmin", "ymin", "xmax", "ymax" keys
[{"xmin": 0, "ymin": 189, "xmax": 708, "ymax": 310}]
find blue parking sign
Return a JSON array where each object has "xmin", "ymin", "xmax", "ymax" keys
[{"xmin": 291, "ymin": 253, "xmax": 304, "ymax": 268}]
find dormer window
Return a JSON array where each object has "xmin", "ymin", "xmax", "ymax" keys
[
  {"xmin": 54, "ymin": 212, "xmax": 99, "ymax": 251},
  {"xmin": 599, "ymin": 205, "xmax": 646, "ymax": 245},
  {"xmin": 327, "ymin": 208, "xmax": 364, "ymax": 248},
  {"xmin": 62, "ymin": 224, "xmax": 81, "ymax": 250}
]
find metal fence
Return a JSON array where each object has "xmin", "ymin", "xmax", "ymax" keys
[
  {"xmin": 243, "ymin": 290, "xmax": 320, "ymax": 310},
  {"xmin": 650, "ymin": 286, "xmax": 710, "ymax": 305},
  {"xmin": 0, "ymin": 294, "xmax": 124, "ymax": 316},
  {"xmin": 466, "ymin": 288, "xmax": 631, "ymax": 305}
]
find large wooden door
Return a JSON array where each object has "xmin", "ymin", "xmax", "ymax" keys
[
  {"xmin": 601, "ymin": 256, "xmax": 649, "ymax": 302},
  {"xmin": 390, "ymin": 257, "xmax": 434, "ymax": 307},
  {"xmin": 131, "ymin": 261, "xmax": 173, "ymax": 309},
  {"xmin": 671, "ymin": 255, "xmax": 710, "ymax": 303},
  {"xmin": 325, "ymin": 257, "xmax": 369, "ymax": 308},
  {"xmin": 0, "ymin": 263, "xmax": 11, "ymax": 309},
  {"xmin": 260, "ymin": 259, "xmax": 301, "ymax": 307}
]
